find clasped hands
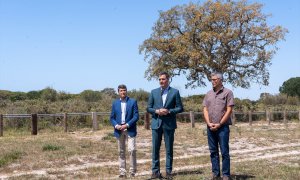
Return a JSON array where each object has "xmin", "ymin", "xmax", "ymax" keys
[
  {"xmin": 208, "ymin": 122, "xmax": 221, "ymax": 131},
  {"xmin": 155, "ymin": 108, "xmax": 169, "ymax": 116},
  {"xmin": 116, "ymin": 124, "xmax": 128, "ymax": 131}
]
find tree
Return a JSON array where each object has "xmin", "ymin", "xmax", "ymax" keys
[
  {"xmin": 279, "ymin": 77, "xmax": 300, "ymax": 98},
  {"xmin": 139, "ymin": 0, "xmax": 287, "ymax": 88}
]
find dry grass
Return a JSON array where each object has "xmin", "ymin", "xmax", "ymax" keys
[{"xmin": 0, "ymin": 121, "xmax": 299, "ymax": 179}]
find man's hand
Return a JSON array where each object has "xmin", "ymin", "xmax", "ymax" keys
[
  {"xmin": 116, "ymin": 125, "xmax": 122, "ymax": 130},
  {"xmin": 120, "ymin": 124, "xmax": 128, "ymax": 131},
  {"xmin": 116, "ymin": 124, "xmax": 127, "ymax": 131},
  {"xmin": 209, "ymin": 123, "xmax": 221, "ymax": 131},
  {"xmin": 155, "ymin": 108, "xmax": 169, "ymax": 116}
]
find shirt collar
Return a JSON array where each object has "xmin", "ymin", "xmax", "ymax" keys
[
  {"xmin": 213, "ymin": 86, "xmax": 224, "ymax": 94},
  {"xmin": 161, "ymin": 86, "xmax": 170, "ymax": 92},
  {"xmin": 119, "ymin": 96, "xmax": 128, "ymax": 102}
]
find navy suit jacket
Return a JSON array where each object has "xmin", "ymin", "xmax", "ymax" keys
[
  {"xmin": 147, "ymin": 87, "xmax": 183, "ymax": 130},
  {"xmin": 110, "ymin": 96, "xmax": 139, "ymax": 138}
]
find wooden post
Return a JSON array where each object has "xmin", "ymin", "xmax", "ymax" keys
[
  {"xmin": 249, "ymin": 111, "xmax": 252, "ymax": 126},
  {"xmin": 64, "ymin": 113, "xmax": 68, "ymax": 132},
  {"xmin": 0, "ymin": 114, "xmax": 3, "ymax": 137},
  {"xmin": 31, "ymin": 114, "xmax": 38, "ymax": 135},
  {"xmin": 283, "ymin": 109, "xmax": 287, "ymax": 125},
  {"xmin": 92, "ymin": 112, "xmax": 98, "ymax": 131},
  {"xmin": 144, "ymin": 112, "xmax": 150, "ymax": 130},
  {"xmin": 190, "ymin": 111, "xmax": 195, "ymax": 128},
  {"xmin": 231, "ymin": 111, "xmax": 235, "ymax": 126},
  {"xmin": 266, "ymin": 110, "xmax": 271, "ymax": 125}
]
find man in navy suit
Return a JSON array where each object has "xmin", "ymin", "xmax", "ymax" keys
[
  {"xmin": 147, "ymin": 72, "xmax": 183, "ymax": 179},
  {"xmin": 110, "ymin": 84, "xmax": 139, "ymax": 178}
]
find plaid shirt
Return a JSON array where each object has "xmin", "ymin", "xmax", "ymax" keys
[{"xmin": 203, "ymin": 86, "xmax": 234, "ymax": 125}]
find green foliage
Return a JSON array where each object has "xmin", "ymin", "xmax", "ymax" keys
[
  {"xmin": 127, "ymin": 89, "xmax": 149, "ymax": 102},
  {"xmin": 279, "ymin": 77, "xmax": 300, "ymax": 98},
  {"xmin": 259, "ymin": 93, "xmax": 299, "ymax": 107},
  {"xmin": 0, "ymin": 151, "xmax": 23, "ymax": 167},
  {"xmin": 80, "ymin": 90, "xmax": 102, "ymax": 102},
  {"xmin": 182, "ymin": 94, "xmax": 205, "ymax": 111},
  {"xmin": 42, "ymin": 144, "xmax": 64, "ymax": 151},
  {"xmin": 101, "ymin": 88, "xmax": 117, "ymax": 98},
  {"xmin": 139, "ymin": 0, "xmax": 288, "ymax": 89},
  {"xmin": 234, "ymin": 98, "xmax": 258, "ymax": 111},
  {"xmin": 9, "ymin": 92, "xmax": 27, "ymax": 102},
  {"xmin": 27, "ymin": 90, "xmax": 42, "ymax": 100},
  {"xmin": 57, "ymin": 91, "xmax": 74, "ymax": 101},
  {"xmin": 0, "ymin": 90, "xmax": 13, "ymax": 100},
  {"xmin": 41, "ymin": 87, "xmax": 57, "ymax": 102}
]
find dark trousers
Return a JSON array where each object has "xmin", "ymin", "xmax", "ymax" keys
[
  {"xmin": 152, "ymin": 126, "xmax": 175, "ymax": 174},
  {"xmin": 207, "ymin": 125, "xmax": 230, "ymax": 177}
]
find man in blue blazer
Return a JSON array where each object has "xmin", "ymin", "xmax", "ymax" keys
[
  {"xmin": 147, "ymin": 72, "xmax": 183, "ymax": 179},
  {"xmin": 110, "ymin": 84, "xmax": 139, "ymax": 178}
]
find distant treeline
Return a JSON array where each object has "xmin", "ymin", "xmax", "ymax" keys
[{"xmin": 0, "ymin": 87, "xmax": 299, "ymax": 115}]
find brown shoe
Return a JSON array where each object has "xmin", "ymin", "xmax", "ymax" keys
[
  {"xmin": 166, "ymin": 172, "xmax": 173, "ymax": 179},
  {"xmin": 212, "ymin": 174, "xmax": 220, "ymax": 180},
  {"xmin": 222, "ymin": 176, "xmax": 230, "ymax": 180},
  {"xmin": 151, "ymin": 172, "xmax": 163, "ymax": 179}
]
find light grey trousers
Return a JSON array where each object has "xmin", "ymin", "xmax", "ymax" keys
[{"xmin": 117, "ymin": 130, "xmax": 137, "ymax": 175}]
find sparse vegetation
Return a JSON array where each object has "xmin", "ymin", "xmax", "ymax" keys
[
  {"xmin": 0, "ymin": 151, "xmax": 23, "ymax": 167},
  {"xmin": 0, "ymin": 122, "xmax": 299, "ymax": 179},
  {"xmin": 42, "ymin": 144, "xmax": 64, "ymax": 151}
]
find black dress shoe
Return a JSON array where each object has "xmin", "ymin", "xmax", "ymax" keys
[{"xmin": 151, "ymin": 172, "xmax": 163, "ymax": 179}]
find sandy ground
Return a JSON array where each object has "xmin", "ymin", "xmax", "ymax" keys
[{"xmin": 0, "ymin": 122, "xmax": 299, "ymax": 179}]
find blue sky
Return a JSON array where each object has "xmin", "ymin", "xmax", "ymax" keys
[{"xmin": 0, "ymin": 0, "xmax": 299, "ymax": 100}]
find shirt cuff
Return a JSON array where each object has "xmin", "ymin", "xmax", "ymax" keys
[{"xmin": 115, "ymin": 125, "xmax": 119, "ymax": 129}]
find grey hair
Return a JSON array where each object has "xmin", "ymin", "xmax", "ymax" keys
[{"xmin": 211, "ymin": 72, "xmax": 223, "ymax": 80}]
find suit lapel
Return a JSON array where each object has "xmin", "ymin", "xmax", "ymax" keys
[
  {"xmin": 156, "ymin": 88, "xmax": 163, "ymax": 107},
  {"xmin": 125, "ymin": 97, "xmax": 130, "ymax": 120},
  {"xmin": 116, "ymin": 100, "xmax": 122, "ymax": 116}
]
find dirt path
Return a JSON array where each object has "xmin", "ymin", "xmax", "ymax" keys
[{"xmin": 1, "ymin": 141, "xmax": 299, "ymax": 179}]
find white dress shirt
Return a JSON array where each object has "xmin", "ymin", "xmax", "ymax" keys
[{"xmin": 121, "ymin": 99, "xmax": 126, "ymax": 124}]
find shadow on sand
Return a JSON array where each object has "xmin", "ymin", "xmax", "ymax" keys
[
  {"xmin": 144, "ymin": 171, "xmax": 255, "ymax": 179},
  {"xmin": 229, "ymin": 174, "xmax": 256, "ymax": 180}
]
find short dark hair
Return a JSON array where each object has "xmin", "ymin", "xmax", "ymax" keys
[
  {"xmin": 159, "ymin": 71, "xmax": 170, "ymax": 79},
  {"xmin": 117, "ymin": 84, "xmax": 127, "ymax": 91}
]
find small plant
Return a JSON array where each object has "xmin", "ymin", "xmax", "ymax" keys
[
  {"xmin": 42, "ymin": 144, "xmax": 64, "ymax": 151},
  {"xmin": 102, "ymin": 133, "xmax": 116, "ymax": 142},
  {"xmin": 80, "ymin": 141, "xmax": 92, "ymax": 148},
  {"xmin": 0, "ymin": 151, "xmax": 23, "ymax": 167}
]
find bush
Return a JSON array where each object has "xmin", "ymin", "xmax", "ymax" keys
[{"xmin": 42, "ymin": 144, "xmax": 64, "ymax": 151}]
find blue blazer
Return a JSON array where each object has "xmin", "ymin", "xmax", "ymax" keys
[
  {"xmin": 147, "ymin": 87, "xmax": 183, "ymax": 130},
  {"xmin": 110, "ymin": 96, "xmax": 139, "ymax": 138}
]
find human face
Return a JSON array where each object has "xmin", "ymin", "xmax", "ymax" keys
[
  {"xmin": 159, "ymin": 74, "xmax": 169, "ymax": 89},
  {"xmin": 118, "ymin": 88, "xmax": 127, "ymax": 100},
  {"xmin": 211, "ymin": 75, "xmax": 222, "ymax": 89}
]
